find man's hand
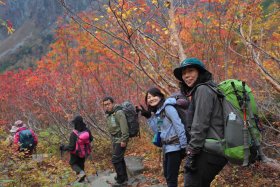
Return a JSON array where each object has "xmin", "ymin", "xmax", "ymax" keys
[
  {"xmin": 120, "ymin": 142, "xmax": 127, "ymax": 147},
  {"xmin": 59, "ymin": 144, "xmax": 65, "ymax": 151}
]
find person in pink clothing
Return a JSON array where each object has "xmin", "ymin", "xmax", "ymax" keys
[{"xmin": 13, "ymin": 120, "xmax": 38, "ymax": 156}]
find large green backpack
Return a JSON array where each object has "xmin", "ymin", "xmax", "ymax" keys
[{"xmin": 204, "ymin": 79, "xmax": 267, "ymax": 166}]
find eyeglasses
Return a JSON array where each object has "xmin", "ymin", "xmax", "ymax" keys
[{"xmin": 103, "ymin": 102, "xmax": 112, "ymax": 107}]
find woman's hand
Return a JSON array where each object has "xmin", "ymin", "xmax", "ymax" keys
[{"xmin": 137, "ymin": 105, "xmax": 151, "ymax": 119}]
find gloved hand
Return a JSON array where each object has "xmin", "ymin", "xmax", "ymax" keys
[
  {"xmin": 180, "ymin": 148, "xmax": 187, "ymax": 159},
  {"xmin": 59, "ymin": 144, "xmax": 65, "ymax": 151},
  {"xmin": 185, "ymin": 149, "xmax": 197, "ymax": 172},
  {"xmin": 139, "ymin": 105, "xmax": 151, "ymax": 119},
  {"xmin": 135, "ymin": 106, "xmax": 142, "ymax": 113}
]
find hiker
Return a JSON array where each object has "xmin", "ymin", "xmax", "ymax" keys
[
  {"xmin": 13, "ymin": 120, "xmax": 38, "ymax": 156},
  {"xmin": 60, "ymin": 115, "xmax": 93, "ymax": 183},
  {"xmin": 5, "ymin": 126, "xmax": 18, "ymax": 146},
  {"xmin": 103, "ymin": 96, "xmax": 129, "ymax": 186},
  {"xmin": 137, "ymin": 87, "xmax": 187, "ymax": 187},
  {"xmin": 173, "ymin": 57, "xmax": 227, "ymax": 187}
]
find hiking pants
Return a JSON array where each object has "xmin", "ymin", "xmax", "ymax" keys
[
  {"xmin": 163, "ymin": 150, "xmax": 182, "ymax": 187},
  {"xmin": 69, "ymin": 154, "xmax": 86, "ymax": 174},
  {"xmin": 184, "ymin": 151, "xmax": 227, "ymax": 187},
  {"xmin": 112, "ymin": 143, "xmax": 128, "ymax": 182}
]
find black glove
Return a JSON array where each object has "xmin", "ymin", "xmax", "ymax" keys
[
  {"xmin": 180, "ymin": 148, "xmax": 187, "ymax": 159},
  {"xmin": 59, "ymin": 144, "xmax": 65, "ymax": 151},
  {"xmin": 135, "ymin": 106, "xmax": 142, "ymax": 113},
  {"xmin": 185, "ymin": 149, "xmax": 197, "ymax": 172},
  {"xmin": 139, "ymin": 105, "xmax": 151, "ymax": 119}
]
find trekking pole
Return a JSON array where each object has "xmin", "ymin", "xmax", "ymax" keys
[
  {"xmin": 247, "ymin": 120, "xmax": 268, "ymax": 162},
  {"xmin": 35, "ymin": 146, "xmax": 38, "ymax": 159},
  {"xmin": 60, "ymin": 149, "xmax": 63, "ymax": 160},
  {"xmin": 93, "ymin": 162, "xmax": 98, "ymax": 176},
  {"xmin": 242, "ymin": 81, "xmax": 250, "ymax": 166},
  {"xmin": 246, "ymin": 99, "xmax": 268, "ymax": 162},
  {"xmin": 60, "ymin": 144, "xmax": 64, "ymax": 160}
]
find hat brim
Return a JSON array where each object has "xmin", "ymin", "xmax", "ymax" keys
[
  {"xmin": 173, "ymin": 67, "xmax": 184, "ymax": 81},
  {"xmin": 10, "ymin": 126, "xmax": 18, "ymax": 133},
  {"xmin": 173, "ymin": 64, "xmax": 207, "ymax": 81}
]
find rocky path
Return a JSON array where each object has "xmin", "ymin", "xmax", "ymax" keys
[{"xmin": 71, "ymin": 156, "xmax": 166, "ymax": 187}]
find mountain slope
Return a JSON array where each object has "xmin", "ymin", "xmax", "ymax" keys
[{"xmin": 0, "ymin": 0, "xmax": 93, "ymax": 72}]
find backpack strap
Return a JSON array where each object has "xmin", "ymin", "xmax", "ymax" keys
[
  {"xmin": 112, "ymin": 113, "xmax": 120, "ymax": 129},
  {"xmin": 231, "ymin": 81, "xmax": 243, "ymax": 109},
  {"xmin": 112, "ymin": 107, "xmax": 123, "ymax": 123},
  {"xmin": 161, "ymin": 104, "xmax": 174, "ymax": 123},
  {"xmin": 203, "ymin": 83, "xmax": 224, "ymax": 98},
  {"xmin": 73, "ymin": 129, "xmax": 79, "ymax": 135},
  {"xmin": 193, "ymin": 83, "xmax": 225, "ymax": 141},
  {"xmin": 73, "ymin": 130, "xmax": 79, "ymax": 136}
]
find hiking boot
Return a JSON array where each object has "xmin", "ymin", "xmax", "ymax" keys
[
  {"xmin": 114, "ymin": 175, "xmax": 128, "ymax": 182},
  {"xmin": 111, "ymin": 180, "xmax": 128, "ymax": 187},
  {"xmin": 76, "ymin": 170, "xmax": 86, "ymax": 182}
]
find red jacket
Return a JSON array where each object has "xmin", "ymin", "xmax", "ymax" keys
[{"xmin": 14, "ymin": 127, "xmax": 38, "ymax": 149}]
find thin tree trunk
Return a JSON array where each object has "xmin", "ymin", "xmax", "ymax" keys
[{"xmin": 168, "ymin": 0, "xmax": 186, "ymax": 62}]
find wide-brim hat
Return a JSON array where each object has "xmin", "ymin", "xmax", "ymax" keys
[
  {"xmin": 10, "ymin": 126, "xmax": 18, "ymax": 133},
  {"xmin": 173, "ymin": 58, "xmax": 209, "ymax": 81},
  {"xmin": 14, "ymin": 120, "xmax": 23, "ymax": 126},
  {"xmin": 14, "ymin": 120, "xmax": 27, "ymax": 128}
]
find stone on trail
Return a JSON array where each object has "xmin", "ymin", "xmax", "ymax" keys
[{"xmin": 125, "ymin": 156, "xmax": 145, "ymax": 177}]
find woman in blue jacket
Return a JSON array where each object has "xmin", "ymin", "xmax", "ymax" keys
[{"xmin": 138, "ymin": 87, "xmax": 187, "ymax": 187}]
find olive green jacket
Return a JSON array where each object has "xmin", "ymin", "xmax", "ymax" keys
[{"xmin": 106, "ymin": 105, "xmax": 129, "ymax": 143}]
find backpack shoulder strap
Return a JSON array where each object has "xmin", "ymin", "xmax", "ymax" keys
[
  {"xmin": 190, "ymin": 83, "xmax": 224, "ymax": 113},
  {"xmin": 203, "ymin": 83, "xmax": 224, "ymax": 98},
  {"xmin": 73, "ymin": 130, "xmax": 79, "ymax": 136},
  {"xmin": 161, "ymin": 103, "xmax": 177, "ymax": 123},
  {"xmin": 194, "ymin": 83, "xmax": 225, "ymax": 140},
  {"xmin": 112, "ymin": 106, "xmax": 122, "ymax": 118},
  {"xmin": 113, "ymin": 107, "xmax": 126, "ymax": 126}
]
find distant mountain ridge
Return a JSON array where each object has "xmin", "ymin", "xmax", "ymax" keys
[{"xmin": 0, "ymin": 0, "xmax": 95, "ymax": 72}]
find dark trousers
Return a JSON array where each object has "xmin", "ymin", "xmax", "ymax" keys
[
  {"xmin": 163, "ymin": 150, "xmax": 182, "ymax": 187},
  {"xmin": 112, "ymin": 143, "xmax": 128, "ymax": 182},
  {"xmin": 184, "ymin": 151, "xmax": 227, "ymax": 187},
  {"xmin": 69, "ymin": 154, "xmax": 86, "ymax": 174}
]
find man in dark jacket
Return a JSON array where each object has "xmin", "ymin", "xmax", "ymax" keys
[
  {"xmin": 173, "ymin": 58, "xmax": 228, "ymax": 187},
  {"xmin": 103, "ymin": 96, "xmax": 129, "ymax": 186},
  {"xmin": 60, "ymin": 115, "xmax": 93, "ymax": 182}
]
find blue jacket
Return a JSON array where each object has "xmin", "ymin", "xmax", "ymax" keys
[{"xmin": 147, "ymin": 98, "xmax": 187, "ymax": 154}]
